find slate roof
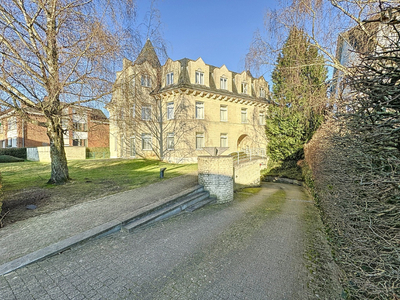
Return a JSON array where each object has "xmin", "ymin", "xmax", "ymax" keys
[{"xmin": 134, "ymin": 40, "xmax": 161, "ymax": 69}]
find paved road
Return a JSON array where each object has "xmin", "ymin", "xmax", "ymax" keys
[{"xmin": 0, "ymin": 183, "xmax": 316, "ymax": 300}]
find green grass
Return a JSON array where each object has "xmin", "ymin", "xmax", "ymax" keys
[{"xmin": 0, "ymin": 159, "xmax": 197, "ymax": 194}]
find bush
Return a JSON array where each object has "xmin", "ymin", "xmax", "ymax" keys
[
  {"xmin": 0, "ymin": 148, "xmax": 26, "ymax": 159},
  {"xmin": 0, "ymin": 155, "xmax": 24, "ymax": 163},
  {"xmin": 86, "ymin": 147, "xmax": 110, "ymax": 159}
]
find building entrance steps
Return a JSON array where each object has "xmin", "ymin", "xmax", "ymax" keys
[{"xmin": 0, "ymin": 173, "xmax": 215, "ymax": 276}]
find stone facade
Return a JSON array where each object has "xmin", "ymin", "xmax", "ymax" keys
[
  {"xmin": 198, "ymin": 156, "xmax": 234, "ymax": 203},
  {"xmin": 108, "ymin": 40, "xmax": 269, "ymax": 162}
]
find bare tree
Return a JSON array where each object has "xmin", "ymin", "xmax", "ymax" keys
[
  {"xmin": 0, "ymin": 0, "xmax": 135, "ymax": 184},
  {"xmin": 246, "ymin": 0, "xmax": 398, "ymax": 80}
]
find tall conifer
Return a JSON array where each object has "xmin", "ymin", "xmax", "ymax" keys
[{"xmin": 266, "ymin": 26, "xmax": 327, "ymax": 161}]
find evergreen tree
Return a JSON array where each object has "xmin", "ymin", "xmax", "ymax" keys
[{"xmin": 266, "ymin": 27, "xmax": 327, "ymax": 161}]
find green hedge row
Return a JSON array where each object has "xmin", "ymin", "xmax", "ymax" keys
[
  {"xmin": 86, "ymin": 147, "xmax": 110, "ymax": 159},
  {"xmin": 0, "ymin": 148, "xmax": 27, "ymax": 159}
]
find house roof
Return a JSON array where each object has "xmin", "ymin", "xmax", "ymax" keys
[{"xmin": 134, "ymin": 39, "xmax": 161, "ymax": 69}]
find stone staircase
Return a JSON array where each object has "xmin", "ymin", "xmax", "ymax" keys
[{"xmin": 122, "ymin": 185, "xmax": 216, "ymax": 233}]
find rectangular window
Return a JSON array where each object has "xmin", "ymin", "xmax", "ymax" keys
[
  {"xmin": 241, "ymin": 82, "xmax": 248, "ymax": 94},
  {"xmin": 12, "ymin": 138, "xmax": 17, "ymax": 148},
  {"xmin": 260, "ymin": 87, "xmax": 266, "ymax": 98},
  {"xmin": 167, "ymin": 102, "xmax": 174, "ymax": 120},
  {"xmin": 195, "ymin": 71, "xmax": 204, "ymax": 85},
  {"xmin": 141, "ymin": 105, "xmax": 151, "ymax": 120},
  {"xmin": 195, "ymin": 102, "xmax": 204, "ymax": 119},
  {"xmin": 259, "ymin": 112, "xmax": 265, "ymax": 125},
  {"xmin": 7, "ymin": 138, "xmax": 11, "ymax": 147},
  {"xmin": 73, "ymin": 122, "xmax": 87, "ymax": 131},
  {"xmin": 196, "ymin": 132, "xmax": 204, "ymax": 149},
  {"xmin": 130, "ymin": 136, "xmax": 136, "ymax": 157},
  {"xmin": 166, "ymin": 72, "xmax": 174, "ymax": 85},
  {"xmin": 132, "ymin": 104, "xmax": 136, "ymax": 118},
  {"xmin": 167, "ymin": 133, "xmax": 174, "ymax": 150},
  {"xmin": 241, "ymin": 108, "xmax": 247, "ymax": 123},
  {"xmin": 141, "ymin": 75, "xmax": 151, "ymax": 87},
  {"xmin": 220, "ymin": 77, "xmax": 227, "ymax": 90},
  {"xmin": 220, "ymin": 133, "xmax": 228, "ymax": 148},
  {"xmin": 142, "ymin": 133, "xmax": 152, "ymax": 150},
  {"xmin": 8, "ymin": 117, "xmax": 16, "ymax": 131},
  {"xmin": 220, "ymin": 105, "xmax": 228, "ymax": 122},
  {"xmin": 73, "ymin": 139, "xmax": 87, "ymax": 146}
]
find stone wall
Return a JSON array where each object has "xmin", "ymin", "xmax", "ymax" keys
[
  {"xmin": 233, "ymin": 158, "xmax": 266, "ymax": 190},
  {"xmin": 198, "ymin": 156, "xmax": 234, "ymax": 204},
  {"xmin": 27, "ymin": 146, "xmax": 86, "ymax": 162}
]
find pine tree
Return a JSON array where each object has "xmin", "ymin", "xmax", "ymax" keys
[{"xmin": 266, "ymin": 27, "xmax": 327, "ymax": 161}]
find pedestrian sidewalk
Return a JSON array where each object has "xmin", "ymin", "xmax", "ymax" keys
[{"xmin": 0, "ymin": 173, "xmax": 198, "ymax": 275}]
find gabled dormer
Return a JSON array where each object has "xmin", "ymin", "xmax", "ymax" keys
[
  {"xmin": 235, "ymin": 71, "xmax": 252, "ymax": 96},
  {"xmin": 188, "ymin": 58, "xmax": 209, "ymax": 87},
  {"xmin": 213, "ymin": 65, "xmax": 232, "ymax": 92}
]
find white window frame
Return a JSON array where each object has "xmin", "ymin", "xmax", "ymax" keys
[
  {"xmin": 220, "ymin": 105, "xmax": 228, "ymax": 122},
  {"xmin": 141, "ymin": 75, "xmax": 151, "ymax": 87},
  {"xmin": 141, "ymin": 105, "xmax": 151, "ymax": 121},
  {"xmin": 241, "ymin": 82, "xmax": 248, "ymax": 94},
  {"xmin": 260, "ymin": 87, "xmax": 266, "ymax": 98},
  {"xmin": 166, "ymin": 72, "xmax": 174, "ymax": 85},
  {"xmin": 195, "ymin": 102, "xmax": 204, "ymax": 119},
  {"xmin": 220, "ymin": 77, "xmax": 227, "ymax": 90},
  {"xmin": 167, "ymin": 102, "xmax": 174, "ymax": 120},
  {"xmin": 167, "ymin": 132, "xmax": 174, "ymax": 150},
  {"xmin": 195, "ymin": 71, "xmax": 204, "ymax": 85},
  {"xmin": 241, "ymin": 108, "xmax": 248, "ymax": 123},
  {"xmin": 220, "ymin": 133, "xmax": 228, "ymax": 147},
  {"xmin": 142, "ymin": 133, "xmax": 152, "ymax": 150},
  {"xmin": 196, "ymin": 132, "xmax": 205, "ymax": 149},
  {"xmin": 259, "ymin": 112, "xmax": 265, "ymax": 125}
]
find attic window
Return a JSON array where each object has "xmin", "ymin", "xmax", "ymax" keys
[
  {"xmin": 241, "ymin": 82, "xmax": 248, "ymax": 94},
  {"xmin": 166, "ymin": 72, "xmax": 174, "ymax": 85},
  {"xmin": 220, "ymin": 77, "xmax": 227, "ymax": 90},
  {"xmin": 141, "ymin": 75, "xmax": 151, "ymax": 87},
  {"xmin": 195, "ymin": 71, "xmax": 204, "ymax": 85},
  {"xmin": 260, "ymin": 87, "xmax": 266, "ymax": 98}
]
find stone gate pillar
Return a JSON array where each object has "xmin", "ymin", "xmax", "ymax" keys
[{"xmin": 198, "ymin": 156, "xmax": 233, "ymax": 203}]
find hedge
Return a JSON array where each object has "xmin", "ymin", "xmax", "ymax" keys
[
  {"xmin": 86, "ymin": 147, "xmax": 110, "ymax": 159},
  {"xmin": 0, "ymin": 148, "xmax": 27, "ymax": 159}
]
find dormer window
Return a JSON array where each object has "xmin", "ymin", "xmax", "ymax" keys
[
  {"xmin": 166, "ymin": 72, "xmax": 174, "ymax": 85},
  {"xmin": 220, "ymin": 77, "xmax": 227, "ymax": 90},
  {"xmin": 241, "ymin": 82, "xmax": 248, "ymax": 94},
  {"xmin": 260, "ymin": 87, "xmax": 266, "ymax": 98},
  {"xmin": 195, "ymin": 71, "xmax": 204, "ymax": 85},
  {"xmin": 141, "ymin": 75, "xmax": 151, "ymax": 87}
]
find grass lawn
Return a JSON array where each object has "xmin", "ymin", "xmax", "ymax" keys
[{"xmin": 0, "ymin": 159, "xmax": 197, "ymax": 225}]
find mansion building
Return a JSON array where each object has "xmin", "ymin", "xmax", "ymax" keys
[{"xmin": 108, "ymin": 40, "xmax": 270, "ymax": 162}]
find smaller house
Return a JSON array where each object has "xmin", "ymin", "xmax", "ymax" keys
[{"xmin": 0, "ymin": 105, "xmax": 109, "ymax": 148}]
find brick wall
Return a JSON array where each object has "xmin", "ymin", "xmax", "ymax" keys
[{"xmin": 198, "ymin": 156, "xmax": 234, "ymax": 203}]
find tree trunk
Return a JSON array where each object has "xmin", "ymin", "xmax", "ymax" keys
[{"xmin": 47, "ymin": 121, "xmax": 70, "ymax": 184}]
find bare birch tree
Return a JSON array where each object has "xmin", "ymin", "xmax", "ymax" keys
[{"xmin": 0, "ymin": 0, "xmax": 136, "ymax": 184}]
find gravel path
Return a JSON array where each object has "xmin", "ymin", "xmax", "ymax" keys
[{"xmin": 0, "ymin": 182, "xmax": 339, "ymax": 299}]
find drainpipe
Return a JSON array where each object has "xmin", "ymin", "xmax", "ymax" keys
[{"xmin": 22, "ymin": 119, "xmax": 25, "ymax": 147}]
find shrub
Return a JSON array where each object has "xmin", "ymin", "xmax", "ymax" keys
[
  {"xmin": 0, "ymin": 147, "xmax": 26, "ymax": 159},
  {"xmin": 0, "ymin": 155, "xmax": 24, "ymax": 163}
]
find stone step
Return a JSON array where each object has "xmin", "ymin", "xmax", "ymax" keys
[
  {"xmin": 122, "ymin": 189, "xmax": 211, "ymax": 233},
  {"xmin": 185, "ymin": 196, "xmax": 217, "ymax": 212}
]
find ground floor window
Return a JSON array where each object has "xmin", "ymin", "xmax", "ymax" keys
[
  {"xmin": 196, "ymin": 132, "xmax": 204, "ymax": 149},
  {"xmin": 73, "ymin": 139, "xmax": 87, "ymax": 146},
  {"xmin": 167, "ymin": 133, "xmax": 174, "ymax": 150},
  {"xmin": 142, "ymin": 133, "xmax": 152, "ymax": 150},
  {"xmin": 220, "ymin": 133, "xmax": 228, "ymax": 147}
]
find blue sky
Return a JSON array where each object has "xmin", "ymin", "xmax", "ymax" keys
[{"xmin": 136, "ymin": 0, "xmax": 279, "ymax": 82}]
